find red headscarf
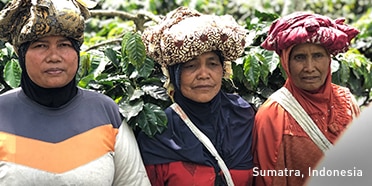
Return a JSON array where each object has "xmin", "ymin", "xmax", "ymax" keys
[
  {"xmin": 261, "ymin": 12, "xmax": 359, "ymax": 56},
  {"xmin": 262, "ymin": 12, "xmax": 359, "ymax": 139}
]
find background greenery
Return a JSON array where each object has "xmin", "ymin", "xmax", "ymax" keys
[{"xmin": 1, "ymin": 0, "xmax": 372, "ymax": 136}]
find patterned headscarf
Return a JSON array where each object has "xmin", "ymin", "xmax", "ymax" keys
[
  {"xmin": 0, "ymin": 0, "xmax": 93, "ymax": 53},
  {"xmin": 261, "ymin": 12, "xmax": 359, "ymax": 56},
  {"xmin": 142, "ymin": 6, "xmax": 247, "ymax": 66}
]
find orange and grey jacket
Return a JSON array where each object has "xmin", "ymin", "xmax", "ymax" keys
[{"xmin": 0, "ymin": 88, "xmax": 150, "ymax": 186}]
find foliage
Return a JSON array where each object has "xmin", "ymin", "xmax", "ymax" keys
[
  {"xmin": 79, "ymin": 31, "xmax": 170, "ymax": 137},
  {"xmin": 1, "ymin": 0, "xmax": 372, "ymax": 136}
]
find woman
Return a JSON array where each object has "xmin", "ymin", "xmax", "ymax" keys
[
  {"xmin": 0, "ymin": 0, "xmax": 150, "ymax": 185},
  {"xmin": 137, "ymin": 7, "xmax": 255, "ymax": 186},
  {"xmin": 252, "ymin": 12, "xmax": 360, "ymax": 186}
]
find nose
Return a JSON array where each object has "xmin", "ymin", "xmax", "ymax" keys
[
  {"xmin": 303, "ymin": 59, "xmax": 315, "ymax": 72},
  {"xmin": 196, "ymin": 65, "xmax": 210, "ymax": 79},
  {"xmin": 46, "ymin": 46, "xmax": 62, "ymax": 63}
]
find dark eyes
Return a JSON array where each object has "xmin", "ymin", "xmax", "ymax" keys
[
  {"xmin": 293, "ymin": 53, "xmax": 324, "ymax": 61},
  {"xmin": 183, "ymin": 64, "xmax": 195, "ymax": 69},
  {"xmin": 183, "ymin": 61, "xmax": 219, "ymax": 68},
  {"xmin": 59, "ymin": 43, "xmax": 72, "ymax": 47},
  {"xmin": 313, "ymin": 53, "xmax": 323, "ymax": 58},
  {"xmin": 294, "ymin": 55, "xmax": 305, "ymax": 60},
  {"xmin": 31, "ymin": 42, "xmax": 72, "ymax": 48},
  {"xmin": 210, "ymin": 61, "xmax": 220, "ymax": 66},
  {"xmin": 33, "ymin": 44, "xmax": 47, "ymax": 48}
]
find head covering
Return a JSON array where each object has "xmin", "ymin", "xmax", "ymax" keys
[
  {"xmin": 0, "ymin": 0, "xmax": 92, "ymax": 53},
  {"xmin": 261, "ymin": 12, "xmax": 359, "ymax": 56},
  {"xmin": 0, "ymin": 0, "xmax": 94, "ymax": 107},
  {"xmin": 142, "ymin": 6, "xmax": 247, "ymax": 66}
]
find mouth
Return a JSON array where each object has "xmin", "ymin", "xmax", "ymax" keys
[
  {"xmin": 302, "ymin": 76, "xmax": 319, "ymax": 81},
  {"xmin": 300, "ymin": 76, "xmax": 322, "ymax": 84},
  {"xmin": 193, "ymin": 85, "xmax": 214, "ymax": 90},
  {"xmin": 45, "ymin": 68, "xmax": 64, "ymax": 75}
]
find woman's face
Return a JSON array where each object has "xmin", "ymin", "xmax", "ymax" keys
[
  {"xmin": 180, "ymin": 51, "xmax": 223, "ymax": 103},
  {"xmin": 25, "ymin": 35, "xmax": 78, "ymax": 88},
  {"xmin": 289, "ymin": 43, "xmax": 331, "ymax": 92}
]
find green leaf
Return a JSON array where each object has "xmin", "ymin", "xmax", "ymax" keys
[
  {"xmin": 243, "ymin": 54, "xmax": 261, "ymax": 88},
  {"xmin": 254, "ymin": 10, "xmax": 279, "ymax": 22},
  {"xmin": 364, "ymin": 69, "xmax": 372, "ymax": 89},
  {"xmin": 3, "ymin": 59, "xmax": 21, "ymax": 88},
  {"xmin": 3, "ymin": 43, "xmax": 15, "ymax": 58},
  {"xmin": 129, "ymin": 89, "xmax": 145, "ymax": 101},
  {"xmin": 348, "ymin": 75, "xmax": 362, "ymax": 93},
  {"xmin": 87, "ymin": 50, "xmax": 103, "ymax": 74},
  {"xmin": 100, "ymin": 74, "xmax": 129, "ymax": 82},
  {"xmin": 78, "ymin": 52, "xmax": 91, "ymax": 78},
  {"xmin": 254, "ymin": 53, "xmax": 269, "ymax": 86},
  {"xmin": 141, "ymin": 84, "xmax": 169, "ymax": 101},
  {"xmin": 119, "ymin": 99, "xmax": 144, "ymax": 121},
  {"xmin": 121, "ymin": 82, "xmax": 135, "ymax": 100},
  {"xmin": 265, "ymin": 51, "xmax": 280, "ymax": 74},
  {"xmin": 78, "ymin": 73, "xmax": 94, "ymax": 88},
  {"xmin": 136, "ymin": 103, "xmax": 167, "ymax": 137},
  {"xmin": 231, "ymin": 62, "xmax": 245, "ymax": 83},
  {"xmin": 104, "ymin": 48, "xmax": 120, "ymax": 67},
  {"xmin": 121, "ymin": 32, "xmax": 132, "ymax": 57},
  {"xmin": 137, "ymin": 57, "xmax": 155, "ymax": 78},
  {"xmin": 80, "ymin": 54, "xmax": 110, "ymax": 80},
  {"xmin": 339, "ymin": 60, "xmax": 350, "ymax": 85},
  {"xmin": 126, "ymin": 33, "xmax": 147, "ymax": 69},
  {"xmin": 140, "ymin": 77, "xmax": 164, "ymax": 85}
]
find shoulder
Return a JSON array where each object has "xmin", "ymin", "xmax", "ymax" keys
[
  {"xmin": 331, "ymin": 84, "xmax": 360, "ymax": 113},
  {"xmin": 164, "ymin": 106, "xmax": 184, "ymax": 128},
  {"xmin": 0, "ymin": 89, "xmax": 21, "ymax": 115},
  {"xmin": 331, "ymin": 83, "xmax": 353, "ymax": 96},
  {"xmin": 164, "ymin": 106, "xmax": 174, "ymax": 116},
  {"xmin": 223, "ymin": 92, "xmax": 252, "ymax": 108},
  {"xmin": 0, "ymin": 88, "xmax": 22, "ymax": 104},
  {"xmin": 0, "ymin": 87, "xmax": 21, "ymax": 97},
  {"xmin": 255, "ymin": 96, "xmax": 287, "ymax": 127},
  {"xmin": 78, "ymin": 88, "xmax": 117, "ymax": 106},
  {"xmin": 77, "ymin": 88, "xmax": 122, "ymax": 127},
  {"xmin": 256, "ymin": 97, "xmax": 281, "ymax": 115}
]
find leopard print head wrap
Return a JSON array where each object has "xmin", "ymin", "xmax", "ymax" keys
[
  {"xmin": 142, "ymin": 6, "xmax": 247, "ymax": 66},
  {"xmin": 0, "ymin": 0, "xmax": 94, "ymax": 54}
]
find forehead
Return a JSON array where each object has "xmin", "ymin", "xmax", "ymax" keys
[
  {"xmin": 187, "ymin": 51, "xmax": 219, "ymax": 62},
  {"xmin": 32, "ymin": 35, "xmax": 69, "ymax": 42},
  {"xmin": 291, "ymin": 43, "xmax": 328, "ymax": 54}
]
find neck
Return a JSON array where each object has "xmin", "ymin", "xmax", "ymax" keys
[{"xmin": 21, "ymin": 73, "xmax": 78, "ymax": 108}]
